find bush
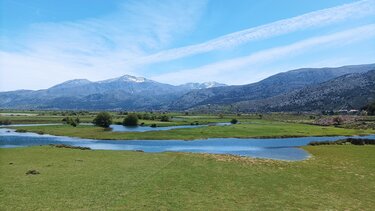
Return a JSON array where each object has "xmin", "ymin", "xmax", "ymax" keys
[
  {"xmin": 62, "ymin": 116, "xmax": 79, "ymax": 127},
  {"xmin": 160, "ymin": 115, "xmax": 170, "ymax": 122},
  {"xmin": 50, "ymin": 144, "xmax": 91, "ymax": 150},
  {"xmin": 123, "ymin": 114, "xmax": 138, "ymax": 126},
  {"xmin": 26, "ymin": 169, "xmax": 40, "ymax": 175},
  {"xmin": 230, "ymin": 119, "xmax": 238, "ymax": 124},
  {"xmin": 93, "ymin": 112, "xmax": 112, "ymax": 128}
]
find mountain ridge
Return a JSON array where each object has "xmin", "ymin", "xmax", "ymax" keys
[{"xmin": 1, "ymin": 63, "xmax": 374, "ymax": 111}]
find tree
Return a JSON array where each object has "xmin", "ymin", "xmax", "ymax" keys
[
  {"xmin": 123, "ymin": 114, "xmax": 138, "ymax": 126},
  {"xmin": 230, "ymin": 118, "xmax": 238, "ymax": 124},
  {"xmin": 93, "ymin": 112, "xmax": 112, "ymax": 128}
]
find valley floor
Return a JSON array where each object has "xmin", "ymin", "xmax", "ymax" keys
[
  {"xmin": 10, "ymin": 120, "xmax": 375, "ymax": 140},
  {"xmin": 1, "ymin": 145, "xmax": 374, "ymax": 210}
]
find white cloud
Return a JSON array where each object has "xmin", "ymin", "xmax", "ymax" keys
[
  {"xmin": 0, "ymin": 0, "xmax": 207, "ymax": 91},
  {"xmin": 134, "ymin": 0, "xmax": 375, "ymax": 64},
  {"xmin": 152, "ymin": 24, "xmax": 375, "ymax": 85}
]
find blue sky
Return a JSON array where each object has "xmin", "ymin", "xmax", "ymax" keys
[{"xmin": 0, "ymin": 0, "xmax": 375, "ymax": 91}]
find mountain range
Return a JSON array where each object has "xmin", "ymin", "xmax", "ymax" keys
[
  {"xmin": 1, "ymin": 63, "xmax": 374, "ymax": 112},
  {"xmin": 0, "ymin": 75, "xmax": 226, "ymax": 110}
]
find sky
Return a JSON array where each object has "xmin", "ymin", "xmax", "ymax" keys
[{"xmin": 0, "ymin": 0, "xmax": 375, "ymax": 91}]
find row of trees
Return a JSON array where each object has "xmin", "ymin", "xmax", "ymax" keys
[
  {"xmin": 93, "ymin": 112, "xmax": 142, "ymax": 128},
  {"xmin": 78, "ymin": 112, "xmax": 240, "ymax": 128}
]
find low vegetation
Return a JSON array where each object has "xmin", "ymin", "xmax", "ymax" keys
[
  {"xmin": 1, "ymin": 146, "xmax": 374, "ymax": 210},
  {"xmin": 49, "ymin": 144, "xmax": 91, "ymax": 150},
  {"xmin": 363, "ymin": 101, "xmax": 375, "ymax": 115},
  {"xmin": 10, "ymin": 120, "xmax": 374, "ymax": 140},
  {"xmin": 309, "ymin": 138, "xmax": 375, "ymax": 146},
  {"xmin": 0, "ymin": 119, "xmax": 11, "ymax": 125},
  {"xmin": 62, "ymin": 116, "xmax": 79, "ymax": 127}
]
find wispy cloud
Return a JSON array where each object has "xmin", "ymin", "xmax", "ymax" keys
[
  {"xmin": 0, "ymin": 0, "xmax": 207, "ymax": 91},
  {"xmin": 152, "ymin": 24, "xmax": 375, "ymax": 84},
  {"xmin": 134, "ymin": 0, "xmax": 375, "ymax": 64},
  {"xmin": 1, "ymin": 0, "xmax": 375, "ymax": 91}
]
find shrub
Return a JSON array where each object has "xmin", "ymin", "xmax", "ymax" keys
[
  {"xmin": 308, "ymin": 138, "xmax": 375, "ymax": 146},
  {"xmin": 123, "ymin": 114, "xmax": 138, "ymax": 126},
  {"xmin": 62, "ymin": 116, "xmax": 79, "ymax": 127},
  {"xmin": 50, "ymin": 144, "xmax": 91, "ymax": 150},
  {"xmin": 363, "ymin": 101, "xmax": 375, "ymax": 115},
  {"xmin": 93, "ymin": 112, "xmax": 112, "ymax": 128},
  {"xmin": 160, "ymin": 115, "xmax": 170, "ymax": 122},
  {"xmin": 230, "ymin": 119, "xmax": 238, "ymax": 124},
  {"xmin": 26, "ymin": 169, "xmax": 40, "ymax": 175}
]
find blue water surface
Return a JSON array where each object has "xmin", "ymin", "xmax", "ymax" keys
[{"xmin": 1, "ymin": 128, "xmax": 374, "ymax": 161}]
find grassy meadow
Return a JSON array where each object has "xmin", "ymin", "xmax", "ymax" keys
[
  {"xmin": 1, "ymin": 145, "xmax": 374, "ymax": 210},
  {"xmin": 1, "ymin": 110, "xmax": 374, "ymax": 140},
  {"xmin": 10, "ymin": 120, "xmax": 375, "ymax": 140}
]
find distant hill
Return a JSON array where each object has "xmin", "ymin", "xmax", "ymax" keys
[
  {"xmin": 0, "ymin": 75, "xmax": 225, "ymax": 110},
  {"xmin": 192, "ymin": 69, "xmax": 375, "ymax": 113},
  {"xmin": 170, "ymin": 64, "xmax": 375, "ymax": 110}
]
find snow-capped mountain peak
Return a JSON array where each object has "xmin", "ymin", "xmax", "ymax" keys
[
  {"xmin": 99, "ymin": 75, "xmax": 148, "ymax": 83},
  {"xmin": 201, "ymin": 81, "xmax": 227, "ymax": 88},
  {"xmin": 179, "ymin": 81, "xmax": 227, "ymax": 89}
]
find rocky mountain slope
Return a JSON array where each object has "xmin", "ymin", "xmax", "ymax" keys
[
  {"xmin": 170, "ymin": 64, "xmax": 375, "ymax": 110},
  {"xmin": 192, "ymin": 70, "xmax": 375, "ymax": 113}
]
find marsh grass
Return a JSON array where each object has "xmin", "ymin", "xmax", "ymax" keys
[
  {"xmin": 11, "ymin": 120, "xmax": 375, "ymax": 140},
  {"xmin": 0, "ymin": 146, "xmax": 374, "ymax": 210}
]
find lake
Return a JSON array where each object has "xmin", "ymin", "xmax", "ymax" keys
[{"xmin": 1, "ymin": 128, "xmax": 374, "ymax": 161}]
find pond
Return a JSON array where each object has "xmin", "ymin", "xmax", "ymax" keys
[{"xmin": 1, "ymin": 128, "xmax": 374, "ymax": 161}]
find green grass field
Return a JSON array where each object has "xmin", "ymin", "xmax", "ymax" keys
[
  {"xmin": 1, "ymin": 146, "xmax": 374, "ymax": 210},
  {"xmin": 11, "ymin": 120, "xmax": 374, "ymax": 140}
]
